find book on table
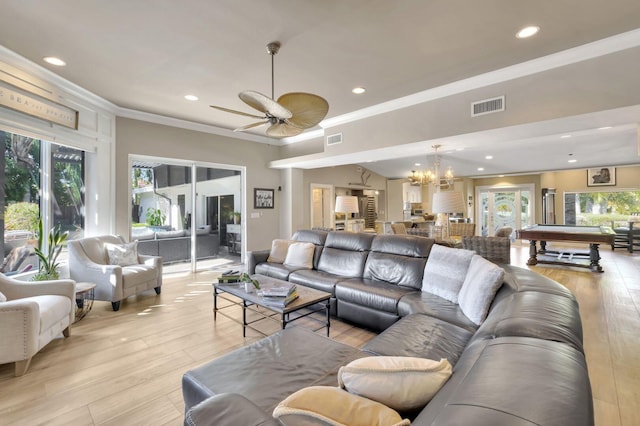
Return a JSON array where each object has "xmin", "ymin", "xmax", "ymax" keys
[
  {"xmin": 261, "ymin": 290, "xmax": 299, "ymax": 307},
  {"xmin": 260, "ymin": 282, "xmax": 297, "ymax": 297}
]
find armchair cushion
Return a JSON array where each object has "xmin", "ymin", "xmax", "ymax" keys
[{"xmin": 105, "ymin": 241, "xmax": 139, "ymax": 266}]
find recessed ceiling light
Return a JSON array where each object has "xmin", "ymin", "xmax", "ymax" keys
[
  {"xmin": 477, "ymin": 167, "xmax": 484, "ymax": 171},
  {"xmin": 499, "ymin": 175, "xmax": 505, "ymax": 178},
  {"xmin": 516, "ymin": 26, "xmax": 540, "ymax": 39},
  {"xmin": 184, "ymin": 95, "xmax": 199, "ymax": 101},
  {"xmin": 485, "ymin": 155, "xmax": 493, "ymax": 160},
  {"xmin": 414, "ymin": 163, "xmax": 421, "ymax": 166},
  {"xmin": 455, "ymin": 148, "xmax": 464, "ymax": 151},
  {"xmin": 561, "ymin": 134, "xmax": 572, "ymax": 139},
  {"xmin": 598, "ymin": 126, "xmax": 612, "ymax": 130},
  {"xmin": 352, "ymin": 87, "xmax": 366, "ymax": 94},
  {"xmin": 568, "ymin": 159, "xmax": 577, "ymax": 163},
  {"xmin": 43, "ymin": 56, "xmax": 66, "ymax": 66}
]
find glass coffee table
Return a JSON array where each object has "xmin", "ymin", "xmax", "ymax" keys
[{"xmin": 213, "ymin": 274, "xmax": 331, "ymax": 337}]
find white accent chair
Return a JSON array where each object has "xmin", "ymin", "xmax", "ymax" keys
[
  {"xmin": 0, "ymin": 273, "xmax": 75, "ymax": 376},
  {"xmin": 68, "ymin": 235, "xmax": 162, "ymax": 311}
]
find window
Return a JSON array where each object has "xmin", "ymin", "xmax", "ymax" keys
[
  {"xmin": 1, "ymin": 130, "xmax": 86, "ymax": 271},
  {"xmin": 565, "ymin": 191, "xmax": 640, "ymax": 226}
]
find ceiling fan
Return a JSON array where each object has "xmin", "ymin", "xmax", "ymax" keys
[{"xmin": 210, "ymin": 41, "xmax": 329, "ymax": 138}]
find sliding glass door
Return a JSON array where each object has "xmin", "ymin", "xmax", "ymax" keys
[{"xmin": 130, "ymin": 156, "xmax": 243, "ymax": 272}]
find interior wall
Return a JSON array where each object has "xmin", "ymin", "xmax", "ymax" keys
[
  {"xmin": 115, "ymin": 118, "xmax": 282, "ymax": 251},
  {"xmin": 299, "ymin": 165, "xmax": 388, "ymax": 229},
  {"xmin": 539, "ymin": 165, "xmax": 640, "ymax": 224},
  {"xmin": 0, "ymin": 53, "xmax": 116, "ymax": 236},
  {"xmin": 472, "ymin": 174, "xmax": 543, "ymax": 223}
]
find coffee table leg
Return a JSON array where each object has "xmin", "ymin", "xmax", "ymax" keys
[
  {"xmin": 213, "ymin": 288, "xmax": 218, "ymax": 320},
  {"xmin": 325, "ymin": 299, "xmax": 330, "ymax": 337},
  {"xmin": 242, "ymin": 300, "xmax": 247, "ymax": 338},
  {"xmin": 282, "ymin": 313, "xmax": 287, "ymax": 330}
]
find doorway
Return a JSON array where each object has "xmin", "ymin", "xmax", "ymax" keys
[
  {"xmin": 310, "ymin": 184, "xmax": 334, "ymax": 230},
  {"xmin": 476, "ymin": 184, "xmax": 534, "ymax": 238}
]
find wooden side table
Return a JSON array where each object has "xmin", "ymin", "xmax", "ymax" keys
[{"xmin": 75, "ymin": 282, "xmax": 97, "ymax": 321}]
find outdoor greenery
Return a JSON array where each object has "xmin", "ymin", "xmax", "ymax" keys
[
  {"xmin": 145, "ymin": 207, "xmax": 166, "ymax": 226},
  {"xmin": 572, "ymin": 191, "xmax": 640, "ymax": 226},
  {"xmin": 4, "ymin": 202, "xmax": 40, "ymax": 233}
]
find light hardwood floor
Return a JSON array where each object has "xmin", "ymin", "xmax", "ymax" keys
[{"xmin": 0, "ymin": 243, "xmax": 638, "ymax": 425}]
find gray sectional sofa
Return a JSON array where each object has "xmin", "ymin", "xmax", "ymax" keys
[{"xmin": 183, "ymin": 230, "xmax": 593, "ymax": 425}]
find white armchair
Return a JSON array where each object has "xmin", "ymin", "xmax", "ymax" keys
[
  {"xmin": 68, "ymin": 235, "xmax": 162, "ymax": 311},
  {"xmin": 0, "ymin": 273, "xmax": 75, "ymax": 376}
]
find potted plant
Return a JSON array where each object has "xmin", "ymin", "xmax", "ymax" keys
[
  {"xmin": 240, "ymin": 273, "xmax": 260, "ymax": 293},
  {"xmin": 33, "ymin": 219, "xmax": 69, "ymax": 281},
  {"xmin": 146, "ymin": 207, "xmax": 166, "ymax": 227}
]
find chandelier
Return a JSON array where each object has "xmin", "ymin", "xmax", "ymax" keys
[{"xmin": 408, "ymin": 145, "xmax": 454, "ymax": 189}]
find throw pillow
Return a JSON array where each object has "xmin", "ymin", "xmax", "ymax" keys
[
  {"xmin": 422, "ymin": 244, "xmax": 475, "ymax": 303},
  {"xmin": 273, "ymin": 386, "xmax": 410, "ymax": 426},
  {"xmin": 338, "ymin": 356, "xmax": 452, "ymax": 411},
  {"xmin": 284, "ymin": 242, "xmax": 315, "ymax": 269},
  {"xmin": 458, "ymin": 254, "xmax": 505, "ymax": 325},
  {"xmin": 267, "ymin": 239, "xmax": 294, "ymax": 264},
  {"xmin": 105, "ymin": 241, "xmax": 139, "ymax": 266},
  {"xmin": 0, "ymin": 291, "xmax": 6, "ymax": 303}
]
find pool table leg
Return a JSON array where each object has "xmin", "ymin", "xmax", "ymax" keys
[
  {"xmin": 589, "ymin": 243, "xmax": 604, "ymax": 272},
  {"xmin": 527, "ymin": 240, "xmax": 539, "ymax": 266}
]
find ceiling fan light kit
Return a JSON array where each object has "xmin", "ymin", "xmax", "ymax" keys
[{"xmin": 210, "ymin": 41, "xmax": 329, "ymax": 138}]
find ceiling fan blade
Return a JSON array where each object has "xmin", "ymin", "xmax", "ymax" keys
[
  {"xmin": 266, "ymin": 123, "xmax": 304, "ymax": 138},
  {"xmin": 239, "ymin": 90, "xmax": 292, "ymax": 119},
  {"xmin": 210, "ymin": 105, "xmax": 266, "ymax": 119},
  {"xmin": 278, "ymin": 92, "xmax": 329, "ymax": 129},
  {"xmin": 233, "ymin": 120, "xmax": 269, "ymax": 132}
]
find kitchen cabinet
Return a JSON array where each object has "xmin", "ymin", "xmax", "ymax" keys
[{"xmin": 402, "ymin": 182, "xmax": 422, "ymax": 203}]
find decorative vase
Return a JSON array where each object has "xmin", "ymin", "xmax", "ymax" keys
[{"xmin": 244, "ymin": 281, "xmax": 254, "ymax": 293}]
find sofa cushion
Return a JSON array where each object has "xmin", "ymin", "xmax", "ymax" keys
[
  {"xmin": 105, "ymin": 241, "xmax": 139, "ymax": 266},
  {"xmin": 363, "ymin": 314, "xmax": 474, "ymax": 366},
  {"xmin": 266, "ymin": 239, "xmax": 293, "ymax": 264},
  {"xmin": 413, "ymin": 337, "xmax": 592, "ymax": 426},
  {"xmin": 255, "ymin": 262, "xmax": 301, "ymax": 281},
  {"xmin": 155, "ymin": 230, "xmax": 185, "ymax": 239},
  {"xmin": 288, "ymin": 269, "xmax": 345, "ymax": 296},
  {"xmin": 32, "ymin": 295, "xmax": 71, "ymax": 332},
  {"xmin": 397, "ymin": 291, "xmax": 478, "ymax": 332},
  {"xmin": 0, "ymin": 291, "xmax": 6, "ymax": 302},
  {"xmin": 363, "ymin": 252, "xmax": 427, "ymax": 290},
  {"xmin": 336, "ymin": 279, "xmax": 416, "ymax": 313},
  {"xmin": 338, "ymin": 356, "xmax": 452, "ymax": 411},
  {"xmin": 284, "ymin": 242, "xmax": 315, "ymax": 269},
  {"xmin": 471, "ymin": 291, "xmax": 584, "ymax": 352},
  {"xmin": 422, "ymin": 244, "xmax": 475, "ymax": 303},
  {"xmin": 121, "ymin": 264, "xmax": 158, "ymax": 288},
  {"xmin": 273, "ymin": 386, "xmax": 409, "ymax": 426},
  {"xmin": 458, "ymin": 255, "xmax": 505, "ymax": 325},
  {"xmin": 185, "ymin": 393, "xmax": 279, "ymax": 426},
  {"xmin": 370, "ymin": 234, "xmax": 434, "ymax": 257},
  {"xmin": 182, "ymin": 327, "xmax": 365, "ymax": 413},
  {"xmin": 318, "ymin": 247, "xmax": 370, "ymax": 278}
]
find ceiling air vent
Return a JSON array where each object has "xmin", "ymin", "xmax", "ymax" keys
[
  {"xmin": 471, "ymin": 96, "xmax": 505, "ymax": 117},
  {"xmin": 326, "ymin": 132, "xmax": 343, "ymax": 146}
]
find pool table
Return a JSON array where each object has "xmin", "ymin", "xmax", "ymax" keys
[{"xmin": 516, "ymin": 224, "xmax": 615, "ymax": 272}]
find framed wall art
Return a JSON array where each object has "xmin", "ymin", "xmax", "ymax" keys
[
  {"xmin": 254, "ymin": 188, "xmax": 274, "ymax": 209},
  {"xmin": 587, "ymin": 167, "xmax": 616, "ymax": 187}
]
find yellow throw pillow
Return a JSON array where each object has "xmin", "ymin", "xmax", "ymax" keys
[
  {"xmin": 267, "ymin": 239, "xmax": 294, "ymax": 264},
  {"xmin": 338, "ymin": 356, "xmax": 452, "ymax": 411},
  {"xmin": 273, "ymin": 386, "xmax": 409, "ymax": 426}
]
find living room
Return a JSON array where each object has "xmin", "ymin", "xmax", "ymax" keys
[{"xmin": 1, "ymin": 2, "xmax": 640, "ymax": 425}]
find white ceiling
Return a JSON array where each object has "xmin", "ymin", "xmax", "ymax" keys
[{"xmin": 1, "ymin": 0, "xmax": 640, "ymax": 178}]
